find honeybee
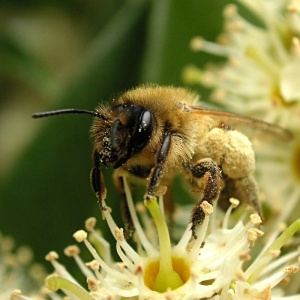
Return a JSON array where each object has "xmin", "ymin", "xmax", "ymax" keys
[{"xmin": 33, "ymin": 85, "xmax": 292, "ymax": 237}]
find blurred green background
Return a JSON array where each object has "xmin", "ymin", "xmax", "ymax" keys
[{"xmin": 0, "ymin": 0, "xmax": 231, "ymax": 272}]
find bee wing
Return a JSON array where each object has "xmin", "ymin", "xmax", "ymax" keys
[{"xmin": 189, "ymin": 106, "xmax": 293, "ymax": 141}]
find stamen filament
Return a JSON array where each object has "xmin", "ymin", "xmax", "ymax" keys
[
  {"xmin": 190, "ymin": 216, "xmax": 210, "ymax": 259},
  {"xmin": 102, "ymin": 200, "xmax": 141, "ymax": 263},
  {"xmin": 175, "ymin": 223, "xmax": 192, "ymax": 251},
  {"xmin": 116, "ymin": 241, "xmax": 135, "ymax": 272},
  {"xmin": 123, "ymin": 178, "xmax": 155, "ymax": 254},
  {"xmin": 82, "ymin": 237, "xmax": 131, "ymax": 283}
]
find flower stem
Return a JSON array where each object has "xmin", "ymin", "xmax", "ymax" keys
[{"xmin": 145, "ymin": 196, "xmax": 184, "ymax": 292}]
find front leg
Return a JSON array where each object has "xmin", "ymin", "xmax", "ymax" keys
[
  {"xmin": 90, "ymin": 149, "xmax": 107, "ymax": 210},
  {"xmin": 147, "ymin": 132, "xmax": 171, "ymax": 195},
  {"xmin": 188, "ymin": 158, "xmax": 222, "ymax": 238}
]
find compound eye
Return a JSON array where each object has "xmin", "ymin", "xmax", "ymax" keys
[
  {"xmin": 111, "ymin": 105, "xmax": 154, "ymax": 168},
  {"xmin": 140, "ymin": 110, "xmax": 152, "ymax": 131},
  {"xmin": 135, "ymin": 110, "xmax": 153, "ymax": 148}
]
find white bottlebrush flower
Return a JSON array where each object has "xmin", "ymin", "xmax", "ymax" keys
[
  {"xmin": 183, "ymin": 0, "xmax": 300, "ymax": 248},
  {"xmin": 15, "ymin": 177, "xmax": 300, "ymax": 300},
  {"xmin": 0, "ymin": 233, "xmax": 46, "ymax": 300},
  {"xmin": 184, "ymin": 0, "xmax": 300, "ymax": 128}
]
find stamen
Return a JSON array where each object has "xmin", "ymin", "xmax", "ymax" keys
[
  {"xmin": 64, "ymin": 245, "xmax": 79, "ymax": 259},
  {"xmin": 116, "ymin": 239, "xmax": 136, "ymax": 272},
  {"xmin": 101, "ymin": 199, "xmax": 142, "ymax": 264},
  {"xmin": 190, "ymin": 36, "xmax": 204, "ymax": 51},
  {"xmin": 123, "ymin": 177, "xmax": 155, "ymax": 254},
  {"xmin": 247, "ymin": 228, "xmax": 264, "ymax": 246},
  {"xmin": 85, "ymin": 217, "xmax": 97, "ymax": 231},
  {"xmin": 190, "ymin": 201, "xmax": 213, "ymax": 259},
  {"xmin": 115, "ymin": 227, "xmax": 124, "ymax": 241},
  {"xmin": 239, "ymin": 250, "xmax": 251, "ymax": 261},
  {"xmin": 87, "ymin": 226, "xmax": 112, "ymax": 265},
  {"xmin": 85, "ymin": 260, "xmax": 100, "ymax": 272},
  {"xmin": 73, "ymin": 230, "xmax": 87, "ymax": 242},
  {"xmin": 222, "ymin": 198, "xmax": 240, "ymax": 229},
  {"xmin": 87, "ymin": 277, "xmax": 98, "ymax": 292},
  {"xmin": 250, "ymin": 214, "xmax": 262, "ymax": 226},
  {"xmin": 45, "ymin": 251, "xmax": 79, "ymax": 284},
  {"xmin": 254, "ymin": 265, "xmax": 299, "ymax": 290},
  {"xmin": 64, "ymin": 245, "xmax": 95, "ymax": 279},
  {"xmin": 260, "ymin": 250, "xmax": 300, "ymax": 277},
  {"xmin": 174, "ymin": 223, "xmax": 192, "ymax": 251},
  {"xmin": 73, "ymin": 229, "xmax": 132, "ymax": 283}
]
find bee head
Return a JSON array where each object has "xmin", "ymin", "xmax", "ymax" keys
[{"xmin": 93, "ymin": 102, "xmax": 154, "ymax": 168}]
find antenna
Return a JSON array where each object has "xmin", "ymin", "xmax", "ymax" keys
[{"xmin": 32, "ymin": 108, "xmax": 108, "ymax": 121}]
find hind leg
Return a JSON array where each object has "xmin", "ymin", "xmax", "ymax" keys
[{"xmin": 187, "ymin": 158, "xmax": 222, "ymax": 238}]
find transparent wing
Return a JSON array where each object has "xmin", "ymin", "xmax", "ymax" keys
[{"xmin": 189, "ymin": 106, "xmax": 293, "ymax": 141}]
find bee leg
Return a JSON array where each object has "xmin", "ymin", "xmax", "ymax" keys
[
  {"xmin": 188, "ymin": 158, "xmax": 222, "ymax": 238},
  {"xmin": 147, "ymin": 132, "xmax": 171, "ymax": 195},
  {"xmin": 113, "ymin": 173, "xmax": 135, "ymax": 238},
  {"xmin": 90, "ymin": 149, "xmax": 107, "ymax": 211}
]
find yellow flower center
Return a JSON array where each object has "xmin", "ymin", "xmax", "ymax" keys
[
  {"xmin": 144, "ymin": 256, "xmax": 190, "ymax": 292},
  {"xmin": 143, "ymin": 196, "xmax": 192, "ymax": 292}
]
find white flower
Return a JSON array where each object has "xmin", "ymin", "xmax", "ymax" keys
[
  {"xmin": 16, "ymin": 177, "xmax": 300, "ymax": 300},
  {"xmin": 183, "ymin": 0, "xmax": 300, "ymax": 262},
  {"xmin": 0, "ymin": 233, "xmax": 46, "ymax": 300},
  {"xmin": 184, "ymin": 0, "xmax": 300, "ymax": 128}
]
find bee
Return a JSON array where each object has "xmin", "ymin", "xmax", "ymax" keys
[{"xmin": 33, "ymin": 85, "xmax": 292, "ymax": 237}]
